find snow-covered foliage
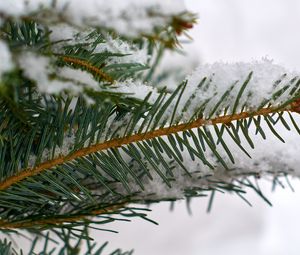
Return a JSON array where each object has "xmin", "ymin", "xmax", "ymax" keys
[
  {"xmin": 50, "ymin": 27, "xmax": 150, "ymax": 65},
  {"xmin": 138, "ymin": 59, "xmax": 299, "ymax": 125},
  {"xmin": 122, "ymin": 113, "xmax": 300, "ymax": 201},
  {"xmin": 96, "ymin": 60, "xmax": 300, "ymax": 200},
  {"xmin": 18, "ymin": 52, "xmax": 97, "ymax": 94},
  {"xmin": 182, "ymin": 59, "xmax": 298, "ymax": 118},
  {"xmin": 24, "ymin": 56, "xmax": 300, "ymax": 201},
  {"xmin": 1, "ymin": 2, "xmax": 300, "ymax": 250},
  {"xmin": 17, "ymin": 53, "xmax": 156, "ymax": 97},
  {"xmin": 0, "ymin": 0, "xmax": 186, "ymax": 36},
  {"xmin": 0, "ymin": 1, "xmax": 194, "ymax": 99}
]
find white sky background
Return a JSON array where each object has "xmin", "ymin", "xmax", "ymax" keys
[
  {"xmin": 188, "ymin": 0, "xmax": 300, "ymax": 70},
  {"xmin": 94, "ymin": 1, "xmax": 300, "ymax": 255}
]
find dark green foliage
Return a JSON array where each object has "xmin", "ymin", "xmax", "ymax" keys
[
  {"xmin": 2, "ymin": 21, "xmax": 50, "ymax": 50},
  {"xmin": 0, "ymin": 234, "xmax": 134, "ymax": 255}
]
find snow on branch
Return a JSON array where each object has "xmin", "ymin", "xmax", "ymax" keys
[
  {"xmin": 179, "ymin": 59, "xmax": 299, "ymax": 120},
  {"xmin": 7, "ymin": 29, "xmax": 151, "ymax": 97},
  {"xmin": 9, "ymin": 59, "xmax": 300, "ymax": 203},
  {"xmin": 106, "ymin": 60, "xmax": 300, "ymax": 200},
  {"xmin": 0, "ymin": 0, "xmax": 187, "ymax": 36}
]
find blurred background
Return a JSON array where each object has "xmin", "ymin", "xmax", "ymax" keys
[{"xmin": 95, "ymin": 1, "xmax": 300, "ymax": 254}]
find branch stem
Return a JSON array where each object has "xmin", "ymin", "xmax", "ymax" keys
[
  {"xmin": 61, "ymin": 56, "xmax": 114, "ymax": 83},
  {"xmin": 0, "ymin": 203, "xmax": 125, "ymax": 229},
  {"xmin": 0, "ymin": 105, "xmax": 297, "ymax": 191}
]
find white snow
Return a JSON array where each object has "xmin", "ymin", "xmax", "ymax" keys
[
  {"xmin": 49, "ymin": 27, "xmax": 149, "ymax": 66},
  {"xmin": 182, "ymin": 59, "xmax": 299, "ymax": 118},
  {"xmin": 55, "ymin": 0, "xmax": 186, "ymax": 36},
  {"xmin": 58, "ymin": 67, "xmax": 99, "ymax": 90},
  {"xmin": 18, "ymin": 52, "xmax": 51, "ymax": 88},
  {"xmin": 18, "ymin": 53, "xmax": 96, "ymax": 94},
  {"xmin": 49, "ymin": 24, "xmax": 79, "ymax": 43},
  {"xmin": 0, "ymin": 40, "xmax": 14, "ymax": 78},
  {"xmin": 0, "ymin": 0, "xmax": 186, "ymax": 36},
  {"xmin": 17, "ymin": 51, "xmax": 156, "ymax": 97},
  {"xmin": 94, "ymin": 34, "xmax": 149, "ymax": 65},
  {"xmin": 131, "ymin": 59, "xmax": 300, "ymax": 130},
  {"xmin": 113, "ymin": 79, "xmax": 159, "ymax": 102},
  {"xmin": 28, "ymin": 133, "xmax": 76, "ymax": 167}
]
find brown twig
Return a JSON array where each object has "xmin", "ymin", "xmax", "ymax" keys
[
  {"xmin": 0, "ymin": 104, "xmax": 296, "ymax": 191},
  {"xmin": 290, "ymin": 98, "xmax": 300, "ymax": 113},
  {"xmin": 61, "ymin": 56, "xmax": 114, "ymax": 83},
  {"xmin": 0, "ymin": 203, "xmax": 125, "ymax": 229}
]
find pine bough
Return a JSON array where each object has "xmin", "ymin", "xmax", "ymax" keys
[{"xmin": 0, "ymin": 1, "xmax": 299, "ymax": 254}]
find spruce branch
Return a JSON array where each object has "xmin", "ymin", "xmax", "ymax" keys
[
  {"xmin": 0, "ymin": 66, "xmax": 300, "ymax": 234},
  {"xmin": 0, "ymin": 101, "xmax": 298, "ymax": 192},
  {"xmin": 0, "ymin": 203, "xmax": 126, "ymax": 229},
  {"xmin": 1, "ymin": 2, "xmax": 300, "ymax": 253}
]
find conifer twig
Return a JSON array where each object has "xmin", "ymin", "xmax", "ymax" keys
[
  {"xmin": 0, "ymin": 102, "xmax": 299, "ymax": 191},
  {"xmin": 0, "ymin": 203, "xmax": 126, "ymax": 229},
  {"xmin": 61, "ymin": 56, "xmax": 114, "ymax": 83}
]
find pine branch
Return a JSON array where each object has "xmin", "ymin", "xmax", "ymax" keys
[
  {"xmin": 1, "ymin": 60, "xmax": 299, "ymax": 237},
  {"xmin": 0, "ymin": 100, "xmax": 298, "ymax": 192},
  {"xmin": 1, "ymin": 4, "xmax": 300, "ymax": 253},
  {"xmin": 0, "ymin": 203, "xmax": 125, "ymax": 229}
]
